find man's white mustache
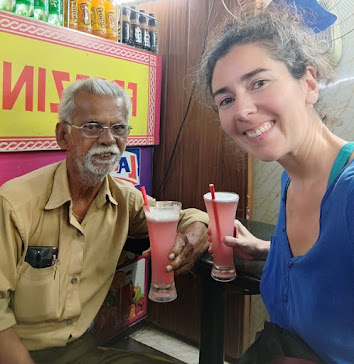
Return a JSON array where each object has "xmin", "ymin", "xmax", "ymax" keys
[{"xmin": 88, "ymin": 146, "xmax": 121, "ymax": 158}]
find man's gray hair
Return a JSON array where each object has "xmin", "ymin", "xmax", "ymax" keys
[{"xmin": 58, "ymin": 78, "xmax": 132, "ymax": 124}]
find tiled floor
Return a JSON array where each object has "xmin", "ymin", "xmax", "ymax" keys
[
  {"xmin": 129, "ymin": 325, "xmax": 232, "ymax": 364},
  {"xmin": 105, "ymin": 322, "xmax": 233, "ymax": 364}
]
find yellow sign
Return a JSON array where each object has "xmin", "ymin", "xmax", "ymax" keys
[{"xmin": 0, "ymin": 11, "xmax": 162, "ymax": 151}]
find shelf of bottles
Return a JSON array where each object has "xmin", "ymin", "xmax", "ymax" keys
[{"xmin": 0, "ymin": 0, "xmax": 159, "ymax": 53}]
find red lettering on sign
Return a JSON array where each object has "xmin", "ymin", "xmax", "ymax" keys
[
  {"xmin": 50, "ymin": 71, "xmax": 70, "ymax": 113},
  {"xmin": 112, "ymin": 80, "xmax": 125, "ymax": 89},
  {"xmin": 38, "ymin": 67, "xmax": 46, "ymax": 112},
  {"xmin": 2, "ymin": 61, "xmax": 34, "ymax": 111},
  {"xmin": 76, "ymin": 74, "xmax": 90, "ymax": 80},
  {"xmin": 127, "ymin": 82, "xmax": 137, "ymax": 117},
  {"xmin": 128, "ymin": 155, "xmax": 137, "ymax": 180}
]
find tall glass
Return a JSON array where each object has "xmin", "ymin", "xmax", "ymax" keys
[
  {"xmin": 143, "ymin": 201, "xmax": 182, "ymax": 302},
  {"xmin": 204, "ymin": 192, "xmax": 239, "ymax": 282}
]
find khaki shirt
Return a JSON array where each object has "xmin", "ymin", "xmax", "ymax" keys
[{"xmin": 0, "ymin": 161, "xmax": 208, "ymax": 350}]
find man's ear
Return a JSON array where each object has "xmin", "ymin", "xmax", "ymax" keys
[
  {"xmin": 56, "ymin": 122, "xmax": 69, "ymax": 150},
  {"xmin": 304, "ymin": 67, "xmax": 319, "ymax": 105}
]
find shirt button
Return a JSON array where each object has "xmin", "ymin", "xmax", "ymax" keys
[
  {"xmin": 77, "ymin": 231, "xmax": 83, "ymax": 237},
  {"xmin": 66, "ymin": 319, "xmax": 72, "ymax": 325},
  {"xmin": 71, "ymin": 277, "xmax": 78, "ymax": 284},
  {"xmin": 283, "ymin": 295, "xmax": 288, "ymax": 302},
  {"xmin": 282, "ymin": 226, "xmax": 286, "ymax": 232},
  {"xmin": 288, "ymin": 261, "xmax": 293, "ymax": 268}
]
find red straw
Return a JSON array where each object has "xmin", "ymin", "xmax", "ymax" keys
[
  {"xmin": 209, "ymin": 184, "xmax": 222, "ymax": 245},
  {"xmin": 140, "ymin": 186, "xmax": 150, "ymax": 212}
]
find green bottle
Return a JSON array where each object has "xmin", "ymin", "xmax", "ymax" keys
[
  {"xmin": 0, "ymin": 0, "xmax": 15, "ymax": 12},
  {"xmin": 48, "ymin": 0, "xmax": 62, "ymax": 26},
  {"xmin": 14, "ymin": 0, "xmax": 31, "ymax": 16},
  {"xmin": 33, "ymin": 0, "xmax": 48, "ymax": 21}
]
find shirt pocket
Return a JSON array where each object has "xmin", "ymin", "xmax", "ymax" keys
[{"xmin": 13, "ymin": 262, "xmax": 60, "ymax": 323}]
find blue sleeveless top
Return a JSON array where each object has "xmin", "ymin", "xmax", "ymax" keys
[{"xmin": 260, "ymin": 143, "xmax": 354, "ymax": 364}]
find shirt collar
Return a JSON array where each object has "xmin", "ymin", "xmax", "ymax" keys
[
  {"xmin": 45, "ymin": 160, "xmax": 118, "ymax": 210},
  {"xmin": 45, "ymin": 160, "xmax": 71, "ymax": 210},
  {"xmin": 95, "ymin": 175, "xmax": 118, "ymax": 208}
]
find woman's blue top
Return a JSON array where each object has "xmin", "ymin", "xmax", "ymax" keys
[{"xmin": 260, "ymin": 143, "xmax": 354, "ymax": 364}]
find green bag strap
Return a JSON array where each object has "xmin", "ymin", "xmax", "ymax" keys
[{"xmin": 327, "ymin": 142, "xmax": 354, "ymax": 188}]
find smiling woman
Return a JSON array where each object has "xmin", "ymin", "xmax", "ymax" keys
[{"xmin": 196, "ymin": 2, "xmax": 354, "ymax": 363}]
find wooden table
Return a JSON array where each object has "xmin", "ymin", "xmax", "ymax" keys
[{"xmin": 196, "ymin": 219, "xmax": 275, "ymax": 364}]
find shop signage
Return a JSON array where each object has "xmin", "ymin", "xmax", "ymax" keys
[
  {"xmin": 0, "ymin": 11, "xmax": 162, "ymax": 152},
  {"xmin": 112, "ymin": 148, "xmax": 140, "ymax": 186}
]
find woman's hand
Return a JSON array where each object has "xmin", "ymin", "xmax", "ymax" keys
[{"xmin": 208, "ymin": 219, "xmax": 270, "ymax": 261}]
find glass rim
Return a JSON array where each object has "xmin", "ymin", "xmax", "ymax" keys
[
  {"xmin": 146, "ymin": 200, "xmax": 182, "ymax": 208},
  {"xmin": 203, "ymin": 191, "xmax": 239, "ymax": 202}
]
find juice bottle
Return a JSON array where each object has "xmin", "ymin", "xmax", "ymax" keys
[
  {"xmin": 33, "ymin": 0, "xmax": 48, "ymax": 21},
  {"xmin": 0, "ymin": 0, "xmax": 15, "ymax": 11},
  {"xmin": 139, "ymin": 9, "xmax": 150, "ymax": 50},
  {"xmin": 148, "ymin": 13, "xmax": 158, "ymax": 53},
  {"xmin": 14, "ymin": 0, "xmax": 31, "ymax": 16},
  {"xmin": 129, "ymin": 6, "xmax": 142, "ymax": 47},
  {"xmin": 91, "ymin": 0, "xmax": 105, "ymax": 37},
  {"xmin": 104, "ymin": 0, "xmax": 118, "ymax": 41},
  {"xmin": 121, "ymin": 6, "xmax": 130, "ymax": 44},
  {"xmin": 30, "ymin": 0, "xmax": 34, "ymax": 16},
  {"xmin": 48, "ymin": 0, "xmax": 62, "ymax": 25},
  {"xmin": 64, "ymin": 0, "xmax": 78, "ymax": 29},
  {"xmin": 77, "ymin": 0, "xmax": 91, "ymax": 33}
]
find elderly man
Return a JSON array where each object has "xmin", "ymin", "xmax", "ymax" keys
[{"xmin": 0, "ymin": 78, "xmax": 208, "ymax": 363}]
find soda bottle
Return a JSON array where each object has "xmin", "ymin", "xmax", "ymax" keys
[
  {"xmin": 91, "ymin": 0, "xmax": 105, "ymax": 37},
  {"xmin": 33, "ymin": 0, "xmax": 48, "ymax": 21},
  {"xmin": 29, "ymin": 0, "xmax": 34, "ymax": 16},
  {"xmin": 121, "ymin": 6, "xmax": 130, "ymax": 44},
  {"xmin": 64, "ymin": 0, "xmax": 78, "ymax": 29},
  {"xmin": 148, "ymin": 13, "xmax": 158, "ymax": 53},
  {"xmin": 139, "ymin": 9, "xmax": 150, "ymax": 51},
  {"xmin": 14, "ymin": 0, "xmax": 31, "ymax": 16},
  {"xmin": 77, "ymin": 0, "xmax": 91, "ymax": 33},
  {"xmin": 104, "ymin": 0, "xmax": 118, "ymax": 41},
  {"xmin": 129, "ymin": 6, "xmax": 142, "ymax": 48},
  {"xmin": 0, "ymin": 0, "xmax": 15, "ymax": 12},
  {"xmin": 48, "ymin": 0, "xmax": 62, "ymax": 25}
]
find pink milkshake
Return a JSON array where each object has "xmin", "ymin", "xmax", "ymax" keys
[
  {"xmin": 204, "ymin": 192, "xmax": 239, "ymax": 282},
  {"xmin": 144, "ymin": 201, "xmax": 181, "ymax": 302}
]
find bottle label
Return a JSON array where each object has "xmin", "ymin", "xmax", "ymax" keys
[
  {"xmin": 78, "ymin": 1, "xmax": 90, "ymax": 28},
  {"xmin": 150, "ymin": 31, "xmax": 157, "ymax": 51},
  {"xmin": 33, "ymin": 0, "xmax": 46, "ymax": 10},
  {"xmin": 69, "ymin": 0, "xmax": 78, "ymax": 27},
  {"xmin": 122, "ymin": 21, "xmax": 130, "ymax": 43},
  {"xmin": 49, "ymin": 0, "xmax": 60, "ymax": 13},
  {"xmin": 142, "ymin": 28, "xmax": 150, "ymax": 49},
  {"xmin": 105, "ymin": 9, "xmax": 117, "ymax": 34},
  {"xmin": 134, "ymin": 26, "xmax": 141, "ymax": 44},
  {"xmin": 91, "ymin": 4, "xmax": 105, "ymax": 30}
]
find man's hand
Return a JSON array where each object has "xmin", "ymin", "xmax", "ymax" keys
[
  {"xmin": 208, "ymin": 219, "xmax": 270, "ymax": 261},
  {"xmin": 142, "ymin": 221, "xmax": 209, "ymax": 275},
  {"xmin": 0, "ymin": 327, "xmax": 34, "ymax": 364}
]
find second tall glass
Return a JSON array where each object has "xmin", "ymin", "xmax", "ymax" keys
[{"xmin": 204, "ymin": 192, "xmax": 239, "ymax": 282}]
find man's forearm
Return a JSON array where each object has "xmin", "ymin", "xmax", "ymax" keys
[{"xmin": 0, "ymin": 327, "xmax": 34, "ymax": 364}]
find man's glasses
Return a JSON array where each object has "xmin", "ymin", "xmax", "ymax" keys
[{"xmin": 63, "ymin": 121, "xmax": 132, "ymax": 139}]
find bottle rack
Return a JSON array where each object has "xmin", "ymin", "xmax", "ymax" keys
[
  {"xmin": 0, "ymin": 0, "xmax": 159, "ymax": 53},
  {"xmin": 118, "ymin": 5, "xmax": 159, "ymax": 53}
]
